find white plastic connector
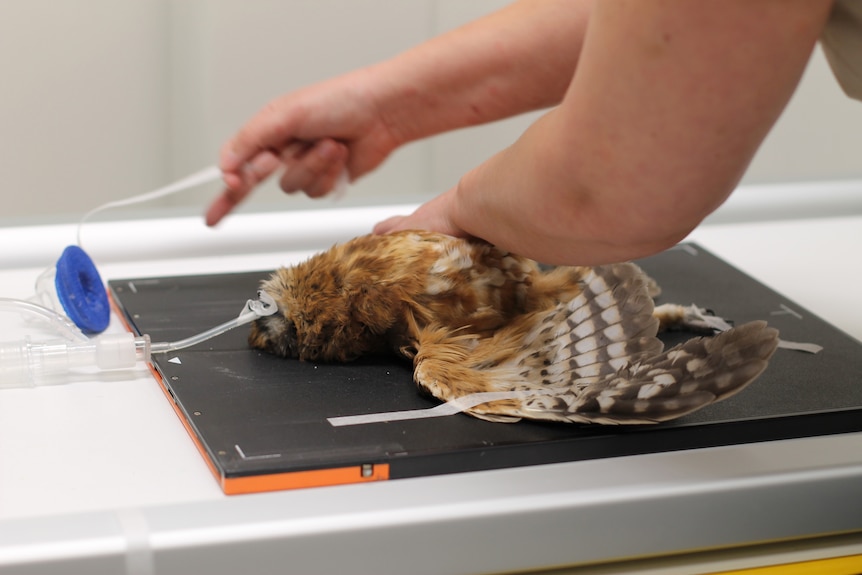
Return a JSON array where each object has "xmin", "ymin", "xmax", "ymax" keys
[{"xmin": 0, "ymin": 333, "xmax": 151, "ymax": 389}]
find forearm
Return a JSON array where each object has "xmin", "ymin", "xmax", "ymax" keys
[
  {"xmin": 449, "ymin": 102, "xmax": 722, "ymax": 266},
  {"xmin": 447, "ymin": 110, "xmax": 680, "ymax": 266},
  {"xmin": 212, "ymin": 0, "xmax": 594, "ymax": 225},
  {"xmin": 449, "ymin": 0, "xmax": 833, "ymax": 265},
  {"xmin": 369, "ymin": 0, "xmax": 594, "ymax": 146}
]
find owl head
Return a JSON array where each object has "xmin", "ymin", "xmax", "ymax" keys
[{"xmin": 248, "ymin": 262, "xmax": 406, "ymax": 363}]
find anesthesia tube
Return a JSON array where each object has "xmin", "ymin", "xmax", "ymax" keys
[
  {"xmin": 1, "ymin": 165, "xmax": 278, "ymax": 388},
  {"xmin": 0, "ymin": 291, "xmax": 277, "ymax": 389}
]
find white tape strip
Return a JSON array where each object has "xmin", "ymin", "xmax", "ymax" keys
[
  {"xmin": 778, "ymin": 339, "xmax": 824, "ymax": 354},
  {"xmin": 329, "ymin": 169, "xmax": 350, "ymax": 202},
  {"xmin": 115, "ymin": 508, "xmax": 154, "ymax": 575},
  {"xmin": 686, "ymin": 305, "xmax": 822, "ymax": 354},
  {"xmin": 327, "ymin": 389, "xmax": 553, "ymax": 427},
  {"xmin": 683, "ymin": 304, "xmax": 735, "ymax": 332}
]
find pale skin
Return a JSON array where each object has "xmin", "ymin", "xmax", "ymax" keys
[{"xmin": 207, "ymin": 0, "xmax": 835, "ymax": 265}]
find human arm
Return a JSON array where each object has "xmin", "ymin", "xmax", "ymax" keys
[
  {"xmin": 206, "ymin": 0, "xmax": 594, "ymax": 225},
  {"xmin": 376, "ymin": 0, "xmax": 834, "ymax": 265}
]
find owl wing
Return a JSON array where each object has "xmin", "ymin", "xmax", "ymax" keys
[
  {"xmin": 411, "ymin": 263, "xmax": 779, "ymax": 424},
  {"xmin": 560, "ymin": 321, "xmax": 779, "ymax": 423}
]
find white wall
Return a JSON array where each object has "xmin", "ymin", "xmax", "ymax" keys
[
  {"xmin": 0, "ymin": 0, "xmax": 169, "ymax": 225},
  {"xmin": 165, "ymin": 0, "xmax": 434, "ymax": 212},
  {"xmin": 2, "ymin": 0, "xmax": 862, "ymax": 225}
]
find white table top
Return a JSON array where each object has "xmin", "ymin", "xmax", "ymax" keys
[{"xmin": 0, "ymin": 194, "xmax": 860, "ymax": 574}]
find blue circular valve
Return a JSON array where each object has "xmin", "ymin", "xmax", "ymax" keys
[{"xmin": 54, "ymin": 245, "xmax": 110, "ymax": 334}]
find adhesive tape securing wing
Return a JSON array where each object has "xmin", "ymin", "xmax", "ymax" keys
[{"xmin": 327, "ymin": 389, "xmax": 555, "ymax": 427}]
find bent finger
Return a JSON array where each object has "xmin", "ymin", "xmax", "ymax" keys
[
  {"xmin": 205, "ymin": 190, "xmax": 244, "ymax": 226},
  {"xmin": 279, "ymin": 138, "xmax": 348, "ymax": 197},
  {"xmin": 372, "ymin": 215, "xmax": 408, "ymax": 235},
  {"xmin": 372, "ymin": 190, "xmax": 468, "ymax": 237},
  {"xmin": 207, "ymin": 151, "xmax": 283, "ymax": 226},
  {"xmin": 220, "ymin": 97, "xmax": 299, "ymax": 173},
  {"xmin": 220, "ymin": 149, "xmax": 281, "ymax": 189}
]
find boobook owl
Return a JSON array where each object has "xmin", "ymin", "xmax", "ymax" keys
[{"xmin": 249, "ymin": 231, "xmax": 778, "ymax": 424}]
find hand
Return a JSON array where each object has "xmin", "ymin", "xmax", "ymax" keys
[
  {"xmin": 373, "ymin": 187, "xmax": 470, "ymax": 238},
  {"xmin": 206, "ymin": 69, "xmax": 401, "ymax": 226}
]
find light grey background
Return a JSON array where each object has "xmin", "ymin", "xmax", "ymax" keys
[{"xmin": 2, "ymin": 0, "xmax": 861, "ymax": 225}]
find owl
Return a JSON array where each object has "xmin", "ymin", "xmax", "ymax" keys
[{"xmin": 249, "ymin": 231, "xmax": 779, "ymax": 424}]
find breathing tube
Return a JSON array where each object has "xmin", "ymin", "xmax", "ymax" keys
[{"xmin": 0, "ymin": 166, "xmax": 278, "ymax": 389}]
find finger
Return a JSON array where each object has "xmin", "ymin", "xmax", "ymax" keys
[
  {"xmin": 372, "ymin": 215, "xmax": 408, "ymax": 235},
  {"xmin": 206, "ymin": 151, "xmax": 282, "ymax": 226},
  {"xmin": 220, "ymin": 97, "xmax": 298, "ymax": 173},
  {"xmin": 305, "ymin": 142, "xmax": 350, "ymax": 198},
  {"xmin": 205, "ymin": 189, "xmax": 244, "ymax": 226},
  {"xmin": 372, "ymin": 191, "xmax": 469, "ymax": 237},
  {"xmin": 245, "ymin": 150, "xmax": 282, "ymax": 184},
  {"xmin": 277, "ymin": 140, "xmax": 314, "ymax": 180},
  {"xmin": 279, "ymin": 138, "xmax": 348, "ymax": 197},
  {"xmin": 220, "ymin": 149, "xmax": 281, "ymax": 190}
]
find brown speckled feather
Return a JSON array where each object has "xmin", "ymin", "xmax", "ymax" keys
[
  {"xmin": 250, "ymin": 231, "xmax": 779, "ymax": 424},
  {"xmin": 250, "ymin": 231, "xmax": 545, "ymax": 361}
]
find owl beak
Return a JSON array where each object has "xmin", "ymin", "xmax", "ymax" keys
[{"xmin": 248, "ymin": 313, "xmax": 300, "ymax": 358}]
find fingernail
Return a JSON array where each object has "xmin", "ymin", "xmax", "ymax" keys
[{"xmin": 205, "ymin": 206, "xmax": 222, "ymax": 227}]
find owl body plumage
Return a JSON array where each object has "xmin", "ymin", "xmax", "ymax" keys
[{"xmin": 250, "ymin": 231, "xmax": 779, "ymax": 424}]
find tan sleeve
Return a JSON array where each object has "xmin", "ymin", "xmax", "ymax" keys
[{"xmin": 821, "ymin": 0, "xmax": 862, "ymax": 101}]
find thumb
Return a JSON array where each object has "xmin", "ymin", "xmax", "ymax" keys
[{"xmin": 372, "ymin": 190, "xmax": 468, "ymax": 237}]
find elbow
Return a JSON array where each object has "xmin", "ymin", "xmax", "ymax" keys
[
  {"xmin": 563, "ymin": 176, "xmax": 731, "ymax": 264},
  {"xmin": 548, "ymin": 190, "xmax": 706, "ymax": 265},
  {"xmin": 590, "ymin": 225, "xmax": 694, "ymax": 264}
]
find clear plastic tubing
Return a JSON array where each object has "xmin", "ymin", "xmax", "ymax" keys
[
  {"xmin": 148, "ymin": 309, "xmax": 259, "ymax": 354},
  {"xmin": 0, "ymin": 166, "xmax": 276, "ymax": 389},
  {"xmin": 0, "ymin": 298, "xmax": 89, "ymax": 343},
  {"xmin": 0, "ymin": 333, "xmax": 152, "ymax": 388},
  {"xmin": 0, "ymin": 293, "xmax": 275, "ymax": 389}
]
